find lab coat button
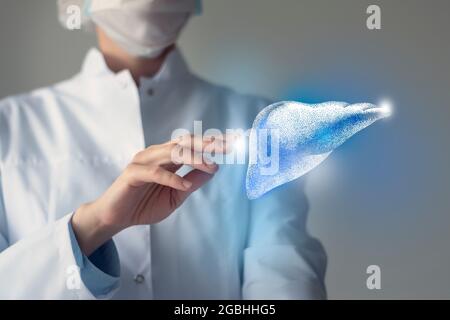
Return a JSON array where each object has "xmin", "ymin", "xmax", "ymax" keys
[{"xmin": 134, "ymin": 274, "xmax": 145, "ymax": 284}]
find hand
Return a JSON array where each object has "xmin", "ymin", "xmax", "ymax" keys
[{"xmin": 72, "ymin": 135, "xmax": 228, "ymax": 255}]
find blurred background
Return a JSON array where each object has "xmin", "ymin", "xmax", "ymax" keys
[{"xmin": 1, "ymin": 0, "xmax": 449, "ymax": 299}]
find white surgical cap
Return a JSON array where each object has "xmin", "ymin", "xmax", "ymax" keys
[{"xmin": 57, "ymin": 0, "xmax": 202, "ymax": 30}]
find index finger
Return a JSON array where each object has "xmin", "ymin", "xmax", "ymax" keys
[{"xmin": 172, "ymin": 134, "xmax": 233, "ymax": 154}]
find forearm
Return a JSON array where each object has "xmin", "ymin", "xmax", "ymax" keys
[{"xmin": 71, "ymin": 202, "xmax": 122, "ymax": 256}]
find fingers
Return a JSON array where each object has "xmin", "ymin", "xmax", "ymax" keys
[
  {"xmin": 132, "ymin": 134, "xmax": 232, "ymax": 172},
  {"xmin": 175, "ymin": 134, "xmax": 232, "ymax": 154},
  {"xmin": 124, "ymin": 163, "xmax": 192, "ymax": 191},
  {"xmin": 132, "ymin": 144, "xmax": 214, "ymax": 173},
  {"xmin": 132, "ymin": 145, "xmax": 168, "ymax": 165},
  {"xmin": 176, "ymin": 169, "xmax": 216, "ymax": 202},
  {"xmin": 123, "ymin": 162, "xmax": 217, "ymax": 202},
  {"xmin": 126, "ymin": 134, "xmax": 224, "ymax": 191},
  {"xmin": 171, "ymin": 145, "xmax": 219, "ymax": 174},
  {"xmin": 127, "ymin": 134, "xmax": 234, "ymax": 191}
]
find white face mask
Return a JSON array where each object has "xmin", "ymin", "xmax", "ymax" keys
[{"xmin": 87, "ymin": 0, "xmax": 198, "ymax": 58}]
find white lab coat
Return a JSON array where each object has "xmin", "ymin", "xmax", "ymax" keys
[{"xmin": 0, "ymin": 48, "xmax": 326, "ymax": 299}]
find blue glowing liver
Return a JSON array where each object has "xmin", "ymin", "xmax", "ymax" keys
[{"xmin": 246, "ymin": 101, "xmax": 391, "ymax": 199}]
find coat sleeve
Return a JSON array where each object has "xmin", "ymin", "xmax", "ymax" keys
[
  {"xmin": 242, "ymin": 179, "xmax": 327, "ymax": 299},
  {"xmin": 0, "ymin": 171, "xmax": 120, "ymax": 300}
]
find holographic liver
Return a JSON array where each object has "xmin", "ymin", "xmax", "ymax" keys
[{"xmin": 246, "ymin": 101, "xmax": 391, "ymax": 199}]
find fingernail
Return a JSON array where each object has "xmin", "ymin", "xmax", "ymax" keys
[{"xmin": 182, "ymin": 180, "xmax": 193, "ymax": 189}]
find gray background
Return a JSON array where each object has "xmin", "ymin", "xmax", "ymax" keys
[{"xmin": 1, "ymin": 0, "xmax": 450, "ymax": 299}]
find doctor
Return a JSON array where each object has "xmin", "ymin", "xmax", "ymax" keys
[{"xmin": 0, "ymin": 0, "xmax": 326, "ymax": 299}]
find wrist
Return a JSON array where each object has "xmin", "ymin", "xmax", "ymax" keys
[{"xmin": 71, "ymin": 202, "xmax": 121, "ymax": 256}]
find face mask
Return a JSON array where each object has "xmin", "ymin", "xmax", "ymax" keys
[{"xmin": 87, "ymin": 0, "xmax": 198, "ymax": 58}]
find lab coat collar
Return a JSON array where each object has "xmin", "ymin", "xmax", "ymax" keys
[{"xmin": 81, "ymin": 47, "xmax": 192, "ymax": 84}]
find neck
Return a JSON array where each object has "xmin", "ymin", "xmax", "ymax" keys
[{"xmin": 96, "ymin": 27, "xmax": 174, "ymax": 85}]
